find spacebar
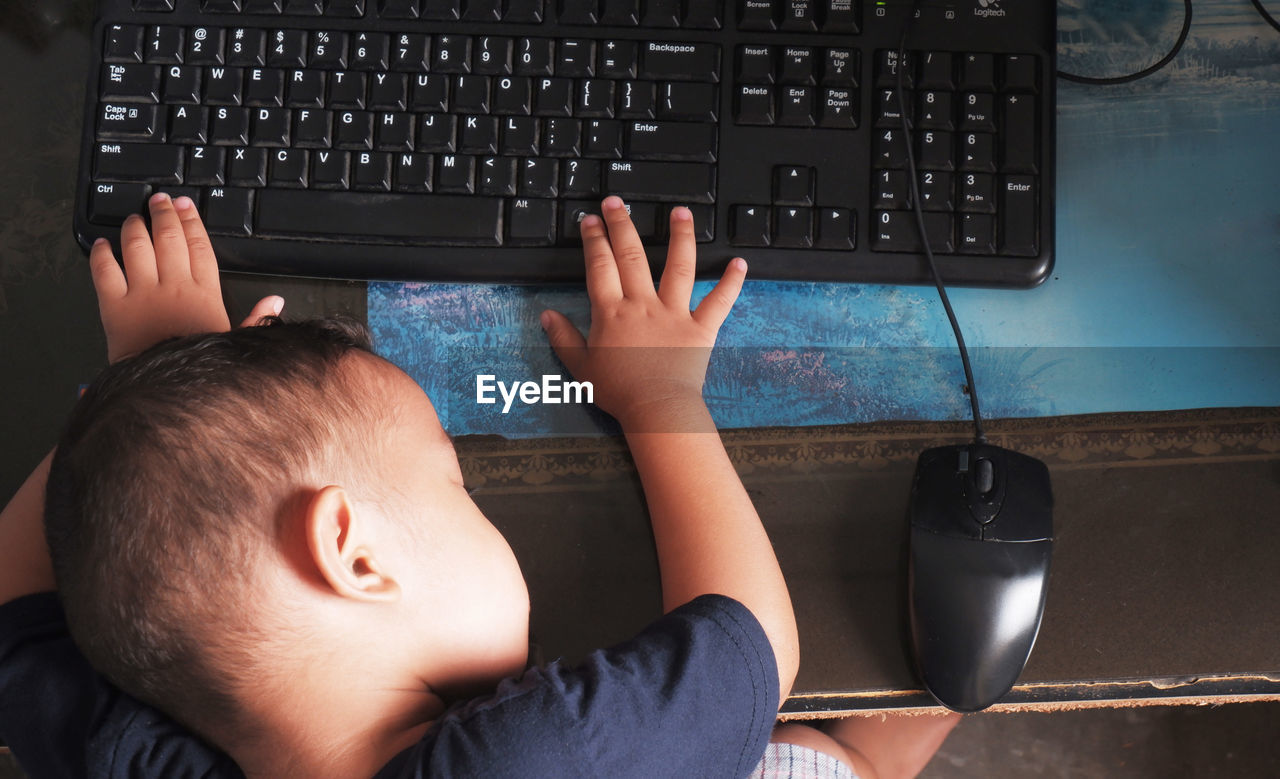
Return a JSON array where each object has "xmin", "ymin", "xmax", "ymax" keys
[{"xmin": 256, "ymin": 191, "xmax": 503, "ymax": 246}]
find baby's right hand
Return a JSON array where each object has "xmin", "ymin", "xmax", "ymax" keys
[{"xmin": 540, "ymin": 196, "xmax": 746, "ymax": 429}]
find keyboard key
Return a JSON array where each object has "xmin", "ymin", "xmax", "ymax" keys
[
  {"xmin": 211, "ymin": 106, "xmax": 250, "ymax": 144},
  {"xmin": 561, "ymin": 158, "xmax": 601, "ymax": 196},
  {"xmin": 204, "ymin": 187, "xmax": 254, "ymax": 236},
  {"xmin": 600, "ymin": 0, "xmax": 639, "ymax": 24},
  {"xmin": 187, "ymin": 27, "xmax": 225, "ymax": 66},
  {"xmin": 541, "ymin": 116, "xmax": 581, "ymax": 155},
  {"xmin": 380, "ymin": 0, "xmax": 420, "ymax": 17},
  {"xmin": 577, "ymin": 79, "xmax": 615, "ymax": 117},
  {"xmin": 89, "ymin": 182, "xmax": 150, "ymax": 223},
  {"xmin": 605, "ymin": 160, "xmax": 714, "ymax": 203},
  {"xmin": 393, "ymin": 152, "xmax": 433, "ymax": 192},
  {"xmin": 499, "ymin": 116, "xmax": 539, "ymax": 154},
  {"xmin": 683, "ymin": 2, "xmax": 722, "ymax": 29},
  {"xmin": 519, "ymin": 157, "xmax": 559, "ymax": 196},
  {"xmin": 1000, "ymin": 93, "xmax": 1037, "ymax": 173},
  {"xmin": 917, "ymin": 130, "xmax": 953, "ymax": 170},
  {"xmin": 146, "ymin": 26, "xmax": 185, "ymax": 65},
  {"xmin": 534, "ymin": 77, "xmax": 573, "ymax": 116},
  {"xmin": 778, "ymin": 46, "xmax": 815, "ymax": 85},
  {"xmin": 816, "ymin": 207, "xmax": 855, "ymax": 250},
  {"xmin": 558, "ymin": 0, "xmax": 598, "ymax": 24},
  {"xmin": 353, "ymin": 151, "xmax": 393, "ymax": 191},
  {"xmin": 819, "ymin": 88, "xmax": 856, "ymax": 129},
  {"xmin": 516, "ymin": 38, "xmax": 555, "ymax": 76},
  {"xmin": 94, "ymin": 142, "xmax": 184, "ymax": 183},
  {"xmin": 267, "ymin": 30, "xmax": 307, "ymax": 68},
  {"xmin": 204, "ymin": 65, "xmax": 244, "ymax": 104},
  {"xmin": 422, "ymin": 0, "xmax": 462, "ymax": 20},
  {"xmin": 508, "ymin": 198, "xmax": 557, "ymax": 245},
  {"xmin": 245, "ymin": 68, "xmax": 285, "ymax": 106},
  {"xmin": 410, "ymin": 74, "xmax": 448, "ymax": 111},
  {"xmin": 598, "ymin": 40, "xmax": 639, "ymax": 79},
  {"xmin": 228, "ymin": 146, "xmax": 267, "ymax": 185},
  {"xmin": 659, "ymin": 83, "xmax": 717, "ymax": 121},
  {"xmin": 873, "ymin": 169, "xmax": 908, "ymax": 209},
  {"xmin": 435, "ymin": 153, "xmax": 476, "ymax": 193},
  {"xmin": 1003, "ymin": 54, "xmax": 1038, "ymax": 92},
  {"xmin": 102, "ymin": 64, "xmax": 162, "ymax": 103},
  {"xmin": 335, "ymin": 110, "xmax": 374, "ymax": 149},
  {"xmin": 460, "ymin": 115, "xmax": 499, "ymax": 153},
  {"xmin": 417, "ymin": 113, "xmax": 456, "ymax": 151},
  {"xmin": 376, "ymin": 112, "xmax": 416, "ymax": 151},
  {"xmin": 285, "ymin": 0, "xmax": 324, "ymax": 13},
  {"xmin": 822, "ymin": 48, "xmax": 857, "ymax": 86},
  {"xmin": 369, "ymin": 72, "xmax": 408, "ymax": 110},
  {"xmin": 243, "ymin": 0, "xmax": 284, "ymax": 11},
  {"xmin": 505, "ymin": 0, "xmax": 546, "ymax": 22},
  {"xmin": 475, "ymin": 36, "xmax": 514, "ymax": 75},
  {"xmin": 875, "ymin": 87, "xmax": 910, "ymax": 128},
  {"xmin": 737, "ymin": 45, "xmax": 775, "ymax": 84},
  {"xmin": 641, "ymin": 41, "xmax": 719, "ymax": 82},
  {"xmin": 917, "ymin": 90, "xmax": 953, "ymax": 130},
  {"xmin": 618, "ymin": 80, "xmax": 657, "ymax": 118},
  {"xmin": 960, "ymin": 53, "xmax": 995, "ymax": 91},
  {"xmin": 999, "ymin": 175, "xmax": 1038, "ymax": 256},
  {"xmin": 269, "ymin": 148, "xmax": 309, "ymax": 187},
  {"xmin": 391, "ymin": 34, "xmax": 430, "ymax": 71},
  {"xmin": 251, "ymin": 107, "xmax": 291, "ymax": 146},
  {"xmin": 918, "ymin": 51, "xmax": 953, "ymax": 89},
  {"xmin": 960, "ymin": 92, "xmax": 995, "ymax": 132},
  {"xmin": 163, "ymin": 65, "xmax": 202, "ymax": 104},
  {"xmin": 959, "ymin": 172, "xmax": 995, "ymax": 213},
  {"xmin": 779, "ymin": 0, "xmax": 817, "ymax": 32},
  {"xmin": 871, "ymin": 210, "xmax": 952, "ymax": 253},
  {"xmin": 454, "ymin": 75, "xmax": 491, "ymax": 113},
  {"xmin": 310, "ymin": 31, "xmax": 347, "ymax": 68},
  {"xmin": 256, "ymin": 190, "xmax": 503, "ymax": 244},
  {"xmin": 641, "ymin": 0, "xmax": 680, "ymax": 27},
  {"xmin": 97, "ymin": 103, "xmax": 161, "ymax": 141},
  {"xmin": 735, "ymin": 85, "xmax": 773, "ymax": 125},
  {"xmin": 821, "ymin": 0, "xmax": 858, "ymax": 33},
  {"xmin": 350, "ymin": 33, "xmax": 390, "ymax": 70},
  {"xmin": 294, "ymin": 108, "xmax": 332, "ymax": 146},
  {"xmin": 918, "ymin": 170, "xmax": 953, "ymax": 211},
  {"xmin": 739, "ymin": 0, "xmax": 777, "ymax": 31},
  {"xmin": 875, "ymin": 50, "xmax": 911, "ymax": 87},
  {"xmin": 105, "ymin": 25, "xmax": 145, "ymax": 64},
  {"xmin": 959, "ymin": 213, "xmax": 995, "ymax": 254},
  {"xmin": 170, "ymin": 106, "xmax": 209, "ymax": 143},
  {"xmin": 328, "ymin": 0, "xmax": 367, "ymax": 17},
  {"xmin": 494, "ymin": 76, "xmax": 533, "ymax": 115},
  {"xmin": 773, "ymin": 206, "xmax": 812, "ymax": 247},
  {"xmin": 960, "ymin": 132, "xmax": 995, "ymax": 172},
  {"xmin": 433, "ymin": 34, "xmax": 472, "ymax": 74},
  {"xmin": 776, "ymin": 86, "xmax": 815, "ymax": 127},
  {"xmin": 625, "ymin": 121, "xmax": 716, "ymax": 162},
  {"xmin": 313, "ymin": 149, "xmax": 352, "ymax": 188},
  {"xmin": 329, "ymin": 71, "xmax": 366, "ymax": 108},
  {"xmin": 187, "ymin": 146, "xmax": 226, "ymax": 185},
  {"xmin": 227, "ymin": 28, "xmax": 266, "ymax": 66},
  {"xmin": 479, "ymin": 156, "xmax": 518, "ymax": 195},
  {"xmin": 773, "ymin": 165, "xmax": 813, "ymax": 205},
  {"xmin": 729, "ymin": 204, "xmax": 770, "ymax": 247},
  {"xmin": 557, "ymin": 39, "xmax": 595, "ymax": 77}
]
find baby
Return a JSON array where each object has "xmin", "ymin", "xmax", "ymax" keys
[{"xmin": 0, "ymin": 193, "xmax": 955, "ymax": 778}]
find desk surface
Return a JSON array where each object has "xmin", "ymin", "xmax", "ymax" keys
[{"xmin": 1, "ymin": 1, "xmax": 1278, "ymax": 715}]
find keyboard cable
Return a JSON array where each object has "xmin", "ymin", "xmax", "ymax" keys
[
  {"xmin": 1056, "ymin": 0, "xmax": 1193, "ymax": 85},
  {"xmin": 895, "ymin": 0, "xmax": 986, "ymax": 446}
]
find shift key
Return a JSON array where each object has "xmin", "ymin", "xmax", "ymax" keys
[
  {"xmin": 605, "ymin": 161, "xmax": 715, "ymax": 203},
  {"xmin": 94, "ymin": 142, "xmax": 184, "ymax": 184}
]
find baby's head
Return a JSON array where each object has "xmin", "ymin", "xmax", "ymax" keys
[{"xmin": 44, "ymin": 319, "xmax": 529, "ymax": 746}]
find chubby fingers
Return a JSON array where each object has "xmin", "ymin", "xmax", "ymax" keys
[
  {"xmin": 89, "ymin": 237, "xmax": 127, "ymax": 302},
  {"xmin": 658, "ymin": 206, "xmax": 697, "ymax": 309},
  {"xmin": 119, "ymin": 212, "xmax": 158, "ymax": 288},
  {"xmin": 173, "ymin": 195, "xmax": 220, "ymax": 286},
  {"xmin": 148, "ymin": 193, "xmax": 192, "ymax": 282},
  {"xmin": 579, "ymin": 212, "xmax": 622, "ymax": 306},
  {"xmin": 599, "ymin": 196, "xmax": 654, "ymax": 297},
  {"xmin": 692, "ymin": 257, "xmax": 748, "ymax": 331},
  {"xmin": 540, "ymin": 309, "xmax": 587, "ymax": 377},
  {"xmin": 239, "ymin": 295, "xmax": 285, "ymax": 328}
]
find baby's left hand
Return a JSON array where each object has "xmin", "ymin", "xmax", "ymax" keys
[{"xmin": 90, "ymin": 193, "xmax": 281, "ymax": 363}]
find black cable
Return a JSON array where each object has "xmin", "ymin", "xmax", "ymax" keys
[
  {"xmin": 1057, "ymin": 0, "xmax": 1193, "ymax": 85},
  {"xmin": 896, "ymin": 4, "xmax": 986, "ymax": 445},
  {"xmin": 1253, "ymin": 0, "xmax": 1280, "ymax": 33}
]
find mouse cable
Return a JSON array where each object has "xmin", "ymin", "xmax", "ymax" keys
[
  {"xmin": 1253, "ymin": 0, "xmax": 1280, "ymax": 33},
  {"xmin": 896, "ymin": 4, "xmax": 986, "ymax": 446},
  {"xmin": 1057, "ymin": 0, "xmax": 1193, "ymax": 85}
]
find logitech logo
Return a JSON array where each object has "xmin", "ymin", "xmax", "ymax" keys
[{"xmin": 975, "ymin": 0, "xmax": 1006, "ymax": 18}]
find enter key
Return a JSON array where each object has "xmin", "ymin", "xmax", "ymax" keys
[{"xmin": 625, "ymin": 121, "xmax": 717, "ymax": 162}]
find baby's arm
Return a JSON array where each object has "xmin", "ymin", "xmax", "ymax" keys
[
  {"xmin": 0, "ymin": 195, "xmax": 280, "ymax": 605},
  {"xmin": 541, "ymin": 196, "xmax": 799, "ymax": 703}
]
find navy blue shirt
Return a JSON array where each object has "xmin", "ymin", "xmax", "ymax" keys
[{"xmin": 0, "ymin": 593, "xmax": 777, "ymax": 778}]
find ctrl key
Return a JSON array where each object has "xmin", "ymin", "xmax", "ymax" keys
[
  {"xmin": 203, "ymin": 187, "xmax": 255, "ymax": 236},
  {"xmin": 89, "ymin": 182, "xmax": 150, "ymax": 224}
]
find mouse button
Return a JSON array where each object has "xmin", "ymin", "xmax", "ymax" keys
[
  {"xmin": 975, "ymin": 458, "xmax": 994, "ymax": 495},
  {"xmin": 985, "ymin": 453, "xmax": 1054, "ymax": 542}
]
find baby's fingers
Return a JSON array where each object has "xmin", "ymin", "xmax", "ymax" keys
[
  {"xmin": 89, "ymin": 238, "xmax": 127, "ymax": 302},
  {"xmin": 658, "ymin": 206, "xmax": 697, "ymax": 309},
  {"xmin": 692, "ymin": 258, "xmax": 748, "ymax": 331},
  {"xmin": 119, "ymin": 213, "xmax": 158, "ymax": 288},
  {"xmin": 239, "ymin": 296, "xmax": 285, "ymax": 328},
  {"xmin": 148, "ymin": 193, "xmax": 191, "ymax": 282},
  {"xmin": 540, "ymin": 309, "xmax": 588, "ymax": 378},
  {"xmin": 175, "ymin": 196, "xmax": 220, "ymax": 286}
]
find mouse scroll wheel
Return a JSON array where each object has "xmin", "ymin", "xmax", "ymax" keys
[{"xmin": 976, "ymin": 458, "xmax": 995, "ymax": 495}]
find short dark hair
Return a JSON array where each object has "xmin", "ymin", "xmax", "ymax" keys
[{"xmin": 45, "ymin": 317, "xmax": 380, "ymax": 739}]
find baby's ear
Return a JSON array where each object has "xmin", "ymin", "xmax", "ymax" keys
[{"xmin": 304, "ymin": 485, "xmax": 400, "ymax": 603}]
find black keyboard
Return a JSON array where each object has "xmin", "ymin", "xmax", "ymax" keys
[{"xmin": 76, "ymin": 0, "xmax": 1055, "ymax": 287}]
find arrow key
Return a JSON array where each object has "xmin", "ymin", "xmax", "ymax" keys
[
  {"xmin": 730, "ymin": 204, "xmax": 770, "ymax": 247},
  {"xmin": 816, "ymin": 207, "xmax": 856, "ymax": 250},
  {"xmin": 773, "ymin": 206, "xmax": 813, "ymax": 248},
  {"xmin": 773, "ymin": 165, "xmax": 813, "ymax": 205}
]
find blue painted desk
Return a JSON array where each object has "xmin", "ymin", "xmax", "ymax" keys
[{"xmin": 370, "ymin": 5, "xmax": 1280, "ymax": 437}]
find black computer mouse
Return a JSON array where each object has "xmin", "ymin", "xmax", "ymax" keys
[{"xmin": 907, "ymin": 442, "xmax": 1053, "ymax": 712}]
